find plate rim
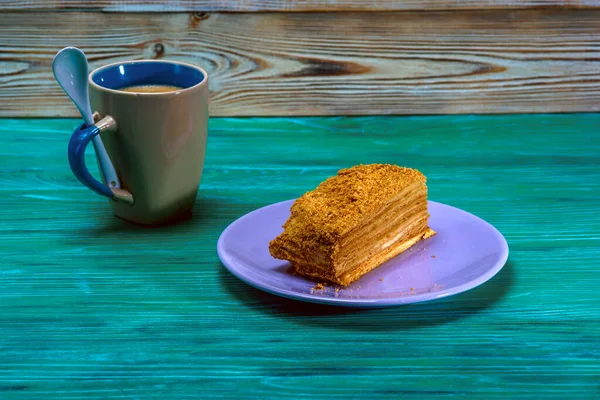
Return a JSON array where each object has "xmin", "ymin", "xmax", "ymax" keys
[{"xmin": 217, "ymin": 199, "xmax": 509, "ymax": 308}]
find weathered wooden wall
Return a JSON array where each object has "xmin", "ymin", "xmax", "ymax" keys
[
  {"xmin": 2, "ymin": 1, "xmax": 599, "ymax": 11},
  {"xmin": 1, "ymin": 2, "xmax": 599, "ymax": 116}
]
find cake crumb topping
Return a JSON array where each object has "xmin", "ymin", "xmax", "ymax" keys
[{"xmin": 283, "ymin": 164, "xmax": 426, "ymax": 244}]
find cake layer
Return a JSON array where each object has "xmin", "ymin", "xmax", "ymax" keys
[
  {"xmin": 271, "ymin": 182, "xmax": 426, "ymax": 263},
  {"xmin": 338, "ymin": 182, "xmax": 427, "ymax": 256},
  {"xmin": 337, "ymin": 227, "xmax": 435, "ymax": 286},
  {"xmin": 268, "ymin": 164, "xmax": 435, "ymax": 286},
  {"xmin": 293, "ymin": 207, "xmax": 431, "ymax": 285},
  {"xmin": 335, "ymin": 207, "xmax": 429, "ymax": 276},
  {"xmin": 275, "ymin": 193, "xmax": 432, "ymax": 285},
  {"xmin": 290, "ymin": 227, "xmax": 434, "ymax": 286},
  {"xmin": 281, "ymin": 164, "xmax": 428, "ymax": 244}
]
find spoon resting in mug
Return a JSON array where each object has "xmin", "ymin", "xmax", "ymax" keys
[{"xmin": 52, "ymin": 47, "xmax": 121, "ymax": 189}]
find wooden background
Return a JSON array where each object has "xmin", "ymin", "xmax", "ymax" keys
[{"xmin": 1, "ymin": 1, "xmax": 600, "ymax": 116}]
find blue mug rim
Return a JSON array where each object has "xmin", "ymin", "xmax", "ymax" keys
[{"xmin": 89, "ymin": 59, "xmax": 208, "ymax": 97}]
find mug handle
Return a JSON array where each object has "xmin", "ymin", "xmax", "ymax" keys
[{"xmin": 68, "ymin": 115, "xmax": 134, "ymax": 205}]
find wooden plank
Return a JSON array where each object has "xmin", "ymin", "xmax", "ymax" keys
[
  {"xmin": 1, "ymin": 0, "xmax": 599, "ymax": 12},
  {"xmin": 1, "ymin": 10, "xmax": 599, "ymax": 117},
  {"xmin": 0, "ymin": 115, "xmax": 599, "ymax": 398}
]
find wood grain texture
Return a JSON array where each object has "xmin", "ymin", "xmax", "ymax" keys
[
  {"xmin": 1, "ymin": 0, "xmax": 599, "ymax": 12},
  {"xmin": 0, "ymin": 115, "xmax": 599, "ymax": 399},
  {"xmin": 1, "ymin": 10, "xmax": 600, "ymax": 117}
]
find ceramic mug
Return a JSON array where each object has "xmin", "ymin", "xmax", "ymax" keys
[{"xmin": 68, "ymin": 60, "xmax": 209, "ymax": 225}]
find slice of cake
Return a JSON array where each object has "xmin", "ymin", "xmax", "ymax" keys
[{"xmin": 269, "ymin": 163, "xmax": 435, "ymax": 286}]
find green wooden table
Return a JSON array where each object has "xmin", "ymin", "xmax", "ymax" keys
[{"xmin": 0, "ymin": 115, "xmax": 598, "ymax": 399}]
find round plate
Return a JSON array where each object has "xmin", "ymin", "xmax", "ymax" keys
[{"xmin": 217, "ymin": 200, "xmax": 509, "ymax": 308}]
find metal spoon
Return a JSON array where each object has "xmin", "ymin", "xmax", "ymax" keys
[{"xmin": 52, "ymin": 47, "xmax": 120, "ymax": 189}]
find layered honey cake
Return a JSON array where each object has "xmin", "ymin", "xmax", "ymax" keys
[{"xmin": 269, "ymin": 164, "xmax": 435, "ymax": 286}]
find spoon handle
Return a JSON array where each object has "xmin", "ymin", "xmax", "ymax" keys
[{"xmin": 91, "ymin": 135, "xmax": 120, "ymax": 188}]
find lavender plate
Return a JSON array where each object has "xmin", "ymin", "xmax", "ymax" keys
[{"xmin": 217, "ymin": 200, "xmax": 509, "ymax": 308}]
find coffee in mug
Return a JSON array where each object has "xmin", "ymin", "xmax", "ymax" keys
[{"xmin": 120, "ymin": 84, "xmax": 182, "ymax": 93}]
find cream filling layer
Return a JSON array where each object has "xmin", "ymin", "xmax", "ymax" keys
[{"xmin": 276, "ymin": 181, "xmax": 430, "ymax": 281}]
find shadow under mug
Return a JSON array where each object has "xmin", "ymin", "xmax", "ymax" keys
[{"xmin": 68, "ymin": 60, "xmax": 209, "ymax": 225}]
